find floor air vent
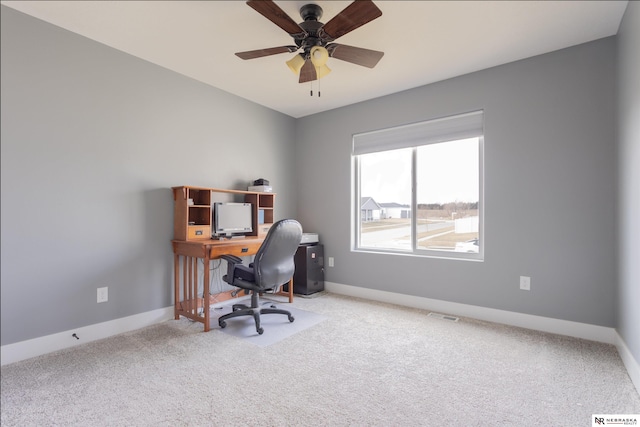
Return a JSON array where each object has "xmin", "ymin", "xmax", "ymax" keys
[{"xmin": 428, "ymin": 312, "xmax": 460, "ymax": 322}]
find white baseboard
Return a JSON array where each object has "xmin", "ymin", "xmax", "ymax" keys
[
  {"xmin": 325, "ymin": 282, "xmax": 616, "ymax": 344},
  {"xmin": 1, "ymin": 306, "xmax": 174, "ymax": 366},
  {"xmin": 616, "ymin": 331, "xmax": 640, "ymax": 395}
]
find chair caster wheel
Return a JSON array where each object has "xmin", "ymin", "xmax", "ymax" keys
[
  {"xmin": 288, "ymin": 315, "xmax": 295, "ymax": 323},
  {"xmin": 257, "ymin": 328, "xmax": 264, "ymax": 335},
  {"xmin": 219, "ymin": 320, "xmax": 226, "ymax": 329}
]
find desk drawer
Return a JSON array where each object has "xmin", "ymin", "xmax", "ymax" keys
[
  {"xmin": 209, "ymin": 241, "xmax": 262, "ymax": 258},
  {"xmin": 257, "ymin": 223, "xmax": 273, "ymax": 236},
  {"xmin": 188, "ymin": 226, "xmax": 210, "ymax": 240}
]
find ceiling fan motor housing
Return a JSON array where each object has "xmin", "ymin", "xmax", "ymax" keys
[
  {"xmin": 300, "ymin": 4, "xmax": 323, "ymax": 22},
  {"xmin": 296, "ymin": 4, "xmax": 331, "ymax": 56}
]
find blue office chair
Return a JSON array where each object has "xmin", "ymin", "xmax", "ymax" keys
[{"xmin": 218, "ymin": 219, "xmax": 303, "ymax": 335}]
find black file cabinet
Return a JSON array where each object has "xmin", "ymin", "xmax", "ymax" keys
[{"xmin": 293, "ymin": 244, "xmax": 324, "ymax": 295}]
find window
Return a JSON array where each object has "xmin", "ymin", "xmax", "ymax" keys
[{"xmin": 353, "ymin": 111, "xmax": 484, "ymax": 260}]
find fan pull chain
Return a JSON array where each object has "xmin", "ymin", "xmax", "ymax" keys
[{"xmin": 309, "ymin": 80, "xmax": 321, "ymax": 97}]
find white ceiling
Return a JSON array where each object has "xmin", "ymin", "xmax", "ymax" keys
[{"xmin": 1, "ymin": 1, "xmax": 628, "ymax": 118}]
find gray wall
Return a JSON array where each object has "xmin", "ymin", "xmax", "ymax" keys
[
  {"xmin": 617, "ymin": 2, "xmax": 640, "ymax": 365},
  {"xmin": 295, "ymin": 37, "xmax": 618, "ymax": 327},
  {"xmin": 0, "ymin": 7, "xmax": 297, "ymax": 346},
  {"xmin": 1, "ymin": 4, "xmax": 630, "ymax": 354}
]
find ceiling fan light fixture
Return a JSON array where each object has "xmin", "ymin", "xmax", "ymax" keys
[
  {"xmin": 315, "ymin": 64, "xmax": 331, "ymax": 79},
  {"xmin": 286, "ymin": 53, "xmax": 305, "ymax": 74},
  {"xmin": 310, "ymin": 46, "xmax": 329, "ymax": 67}
]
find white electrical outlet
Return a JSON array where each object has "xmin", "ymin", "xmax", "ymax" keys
[
  {"xmin": 97, "ymin": 287, "xmax": 108, "ymax": 303},
  {"xmin": 519, "ymin": 276, "xmax": 531, "ymax": 291},
  {"xmin": 328, "ymin": 257, "xmax": 334, "ymax": 267}
]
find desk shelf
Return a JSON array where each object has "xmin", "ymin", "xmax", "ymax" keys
[
  {"xmin": 244, "ymin": 192, "xmax": 275, "ymax": 237},
  {"xmin": 173, "ymin": 186, "xmax": 275, "ymax": 241}
]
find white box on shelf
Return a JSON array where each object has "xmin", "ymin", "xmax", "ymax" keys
[
  {"xmin": 301, "ymin": 233, "xmax": 319, "ymax": 244},
  {"xmin": 248, "ymin": 185, "xmax": 273, "ymax": 192}
]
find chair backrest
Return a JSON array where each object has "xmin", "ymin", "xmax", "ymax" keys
[{"xmin": 253, "ymin": 219, "xmax": 303, "ymax": 289}]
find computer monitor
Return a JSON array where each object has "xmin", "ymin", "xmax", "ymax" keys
[{"xmin": 213, "ymin": 202, "xmax": 253, "ymax": 237}]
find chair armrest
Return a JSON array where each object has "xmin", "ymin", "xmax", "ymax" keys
[
  {"xmin": 220, "ymin": 254, "xmax": 244, "ymax": 285},
  {"xmin": 220, "ymin": 254, "xmax": 243, "ymax": 264}
]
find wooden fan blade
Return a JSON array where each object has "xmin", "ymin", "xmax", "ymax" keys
[
  {"xmin": 321, "ymin": 0, "xmax": 382, "ymax": 40},
  {"xmin": 299, "ymin": 59, "xmax": 317, "ymax": 83},
  {"xmin": 235, "ymin": 46, "xmax": 298, "ymax": 60},
  {"xmin": 246, "ymin": 0, "xmax": 306, "ymax": 36},
  {"xmin": 326, "ymin": 43, "xmax": 384, "ymax": 68}
]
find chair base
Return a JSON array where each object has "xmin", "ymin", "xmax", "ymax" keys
[{"xmin": 218, "ymin": 291, "xmax": 294, "ymax": 335}]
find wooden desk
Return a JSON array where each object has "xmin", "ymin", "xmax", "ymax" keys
[{"xmin": 171, "ymin": 238, "xmax": 294, "ymax": 331}]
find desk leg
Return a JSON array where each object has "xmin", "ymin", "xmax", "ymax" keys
[
  {"xmin": 203, "ymin": 254, "xmax": 211, "ymax": 332},
  {"xmin": 174, "ymin": 253, "xmax": 180, "ymax": 320},
  {"xmin": 287, "ymin": 278, "xmax": 293, "ymax": 303}
]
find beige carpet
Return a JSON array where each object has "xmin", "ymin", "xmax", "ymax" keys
[{"xmin": 1, "ymin": 293, "xmax": 639, "ymax": 426}]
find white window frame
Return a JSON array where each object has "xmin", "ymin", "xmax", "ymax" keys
[{"xmin": 352, "ymin": 111, "xmax": 484, "ymax": 261}]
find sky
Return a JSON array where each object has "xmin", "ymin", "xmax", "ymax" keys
[{"xmin": 359, "ymin": 137, "xmax": 479, "ymax": 205}]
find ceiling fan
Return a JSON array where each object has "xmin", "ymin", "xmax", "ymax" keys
[{"xmin": 235, "ymin": 0, "xmax": 384, "ymax": 84}]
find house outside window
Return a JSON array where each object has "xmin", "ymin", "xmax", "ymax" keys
[
  {"xmin": 352, "ymin": 111, "xmax": 484, "ymax": 260},
  {"xmin": 361, "ymin": 197, "xmax": 382, "ymax": 222}
]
